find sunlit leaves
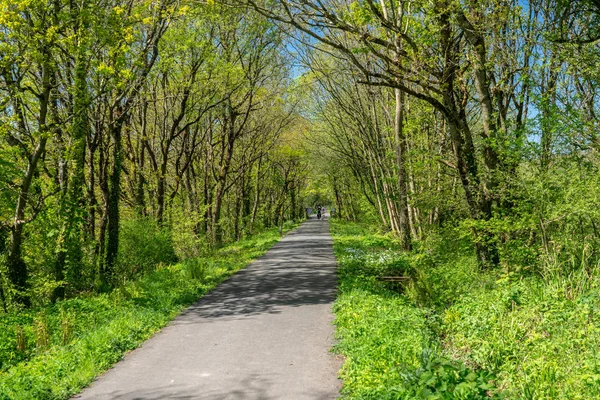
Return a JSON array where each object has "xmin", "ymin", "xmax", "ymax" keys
[{"xmin": 344, "ymin": 1, "xmax": 374, "ymax": 26}]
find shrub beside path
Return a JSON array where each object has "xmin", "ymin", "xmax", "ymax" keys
[{"xmin": 74, "ymin": 218, "xmax": 341, "ymax": 400}]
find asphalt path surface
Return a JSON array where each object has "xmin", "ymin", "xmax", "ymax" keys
[{"xmin": 74, "ymin": 217, "xmax": 341, "ymax": 400}]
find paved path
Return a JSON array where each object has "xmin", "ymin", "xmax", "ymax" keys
[{"xmin": 74, "ymin": 218, "xmax": 341, "ymax": 400}]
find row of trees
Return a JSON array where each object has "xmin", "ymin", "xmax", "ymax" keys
[
  {"xmin": 2, "ymin": 0, "xmax": 598, "ymax": 308},
  {"xmin": 0, "ymin": 1, "xmax": 308, "ymax": 308},
  {"xmin": 248, "ymin": 0, "xmax": 600, "ymax": 272}
]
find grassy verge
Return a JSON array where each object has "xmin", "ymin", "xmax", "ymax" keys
[
  {"xmin": 331, "ymin": 219, "xmax": 600, "ymax": 399},
  {"xmin": 0, "ymin": 223, "xmax": 298, "ymax": 400},
  {"xmin": 442, "ymin": 265, "xmax": 600, "ymax": 398},
  {"xmin": 330, "ymin": 221, "xmax": 497, "ymax": 399}
]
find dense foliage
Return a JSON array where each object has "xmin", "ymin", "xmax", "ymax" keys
[
  {"xmin": 332, "ymin": 219, "xmax": 600, "ymax": 399},
  {"xmin": 331, "ymin": 221, "xmax": 498, "ymax": 399},
  {"xmin": 0, "ymin": 1, "xmax": 308, "ymax": 308}
]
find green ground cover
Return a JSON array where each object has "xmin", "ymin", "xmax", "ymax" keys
[
  {"xmin": 0, "ymin": 224, "xmax": 297, "ymax": 400},
  {"xmin": 331, "ymin": 219, "xmax": 600, "ymax": 399},
  {"xmin": 331, "ymin": 221, "xmax": 497, "ymax": 399}
]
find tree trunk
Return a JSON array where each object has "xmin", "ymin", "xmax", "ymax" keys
[
  {"xmin": 233, "ymin": 178, "xmax": 243, "ymax": 241},
  {"xmin": 86, "ymin": 127, "xmax": 98, "ymax": 241},
  {"xmin": 367, "ymin": 152, "xmax": 389, "ymax": 227},
  {"xmin": 156, "ymin": 148, "xmax": 169, "ymax": 225},
  {"xmin": 136, "ymin": 100, "xmax": 148, "ymax": 216},
  {"xmin": 393, "ymin": 88, "xmax": 412, "ymax": 250},
  {"xmin": 97, "ymin": 131, "xmax": 110, "ymax": 273},
  {"xmin": 7, "ymin": 134, "xmax": 48, "ymax": 306},
  {"xmin": 437, "ymin": 1, "xmax": 498, "ymax": 268},
  {"xmin": 290, "ymin": 183, "xmax": 297, "ymax": 221},
  {"xmin": 249, "ymin": 156, "xmax": 262, "ymax": 233},
  {"xmin": 241, "ymin": 170, "xmax": 252, "ymax": 233},
  {"xmin": 103, "ymin": 115, "xmax": 124, "ymax": 284},
  {"xmin": 0, "ymin": 282, "xmax": 6, "ymax": 312},
  {"xmin": 333, "ymin": 180, "xmax": 343, "ymax": 219},
  {"xmin": 211, "ymin": 114, "xmax": 236, "ymax": 246},
  {"xmin": 53, "ymin": 128, "xmax": 69, "ymax": 302}
]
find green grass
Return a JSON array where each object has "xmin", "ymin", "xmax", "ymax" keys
[
  {"xmin": 331, "ymin": 219, "xmax": 600, "ymax": 399},
  {"xmin": 0, "ymin": 224, "xmax": 298, "ymax": 400},
  {"xmin": 330, "ymin": 221, "xmax": 497, "ymax": 399},
  {"xmin": 443, "ymin": 271, "xmax": 600, "ymax": 398}
]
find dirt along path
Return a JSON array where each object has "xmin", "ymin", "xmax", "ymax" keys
[{"xmin": 73, "ymin": 217, "xmax": 341, "ymax": 400}]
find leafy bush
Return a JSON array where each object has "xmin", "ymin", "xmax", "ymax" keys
[
  {"xmin": 117, "ymin": 218, "xmax": 177, "ymax": 280},
  {"xmin": 443, "ymin": 274, "xmax": 600, "ymax": 398},
  {"xmin": 403, "ymin": 231, "xmax": 502, "ymax": 315},
  {"xmin": 401, "ymin": 350, "xmax": 498, "ymax": 399},
  {"xmin": 170, "ymin": 208, "xmax": 209, "ymax": 260},
  {"xmin": 181, "ymin": 258, "xmax": 209, "ymax": 280}
]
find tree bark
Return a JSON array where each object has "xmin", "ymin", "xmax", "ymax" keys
[
  {"xmin": 103, "ymin": 114, "xmax": 125, "ymax": 283},
  {"xmin": 211, "ymin": 110, "xmax": 236, "ymax": 246},
  {"xmin": 249, "ymin": 156, "xmax": 262, "ymax": 233},
  {"xmin": 394, "ymin": 88, "xmax": 412, "ymax": 250}
]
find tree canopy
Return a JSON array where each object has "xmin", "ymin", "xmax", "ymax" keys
[{"xmin": 0, "ymin": 0, "xmax": 599, "ymax": 317}]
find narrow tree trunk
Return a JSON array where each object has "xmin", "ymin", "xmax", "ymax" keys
[
  {"xmin": 156, "ymin": 151, "xmax": 169, "ymax": 225},
  {"xmin": 242, "ymin": 167, "xmax": 252, "ymax": 228},
  {"xmin": 406, "ymin": 137, "xmax": 421, "ymax": 239},
  {"xmin": 290, "ymin": 183, "xmax": 297, "ymax": 221},
  {"xmin": 7, "ymin": 134, "xmax": 48, "ymax": 306},
  {"xmin": 233, "ymin": 178, "xmax": 243, "ymax": 241},
  {"xmin": 211, "ymin": 121, "xmax": 235, "ymax": 246},
  {"xmin": 394, "ymin": 89, "xmax": 412, "ymax": 250},
  {"xmin": 53, "ymin": 131, "xmax": 69, "ymax": 301},
  {"xmin": 136, "ymin": 100, "xmax": 148, "ymax": 216},
  {"xmin": 103, "ymin": 116, "xmax": 124, "ymax": 284},
  {"xmin": 367, "ymin": 152, "xmax": 389, "ymax": 227},
  {"xmin": 249, "ymin": 156, "xmax": 262, "ymax": 233},
  {"xmin": 381, "ymin": 177, "xmax": 399, "ymax": 233},
  {"xmin": 87, "ymin": 130, "xmax": 98, "ymax": 241},
  {"xmin": 0, "ymin": 283, "xmax": 6, "ymax": 312},
  {"xmin": 202, "ymin": 141, "xmax": 211, "ymax": 236},
  {"xmin": 185, "ymin": 165, "xmax": 199, "ymax": 230}
]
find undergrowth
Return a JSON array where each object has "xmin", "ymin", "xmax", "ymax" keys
[
  {"xmin": 331, "ymin": 221, "xmax": 498, "ymax": 399},
  {"xmin": 331, "ymin": 219, "xmax": 600, "ymax": 399},
  {"xmin": 0, "ymin": 224, "xmax": 297, "ymax": 400}
]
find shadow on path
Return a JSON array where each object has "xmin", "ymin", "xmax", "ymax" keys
[
  {"xmin": 73, "ymin": 218, "xmax": 341, "ymax": 400},
  {"xmin": 93, "ymin": 373, "xmax": 336, "ymax": 400},
  {"xmin": 177, "ymin": 219, "xmax": 336, "ymax": 321}
]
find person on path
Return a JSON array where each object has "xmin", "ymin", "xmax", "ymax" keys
[{"xmin": 317, "ymin": 205, "xmax": 322, "ymax": 220}]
